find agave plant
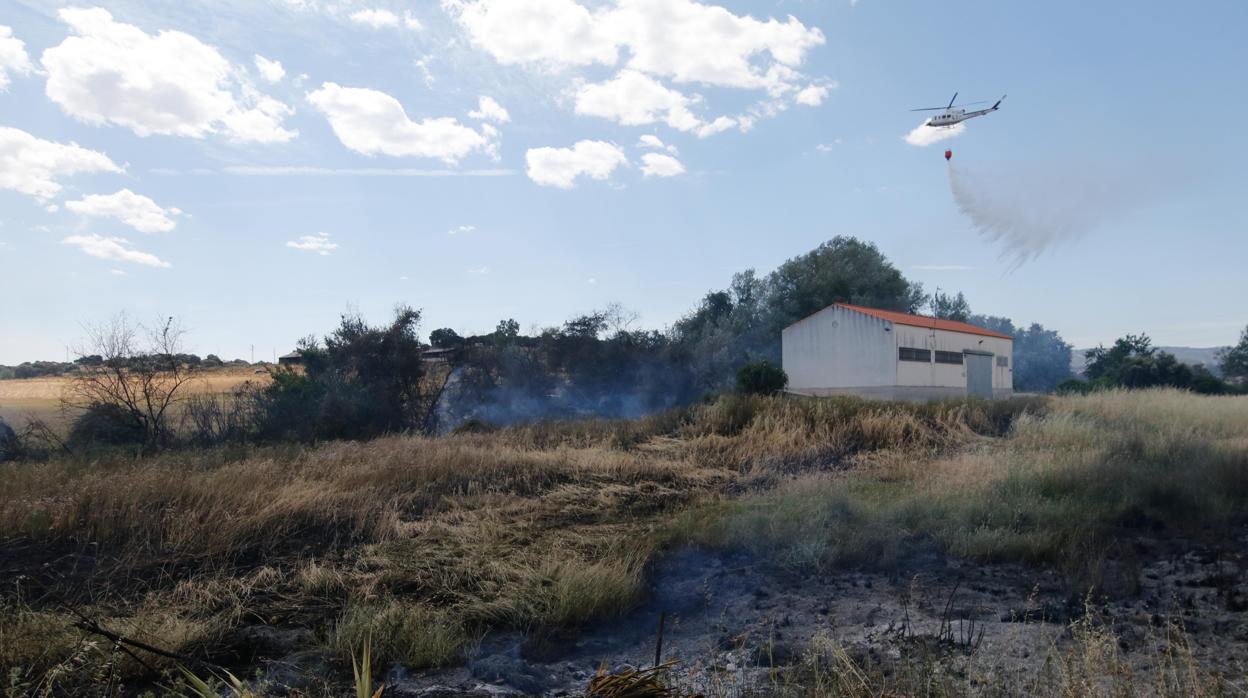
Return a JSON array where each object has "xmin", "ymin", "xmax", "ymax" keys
[{"xmin": 352, "ymin": 635, "xmax": 385, "ymax": 698}]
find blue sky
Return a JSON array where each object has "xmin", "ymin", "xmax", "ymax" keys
[{"xmin": 1, "ymin": 0, "xmax": 1245, "ymax": 364}]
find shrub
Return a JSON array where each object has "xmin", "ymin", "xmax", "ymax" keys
[
  {"xmin": 735, "ymin": 360, "xmax": 788, "ymax": 395},
  {"xmin": 1057, "ymin": 378, "xmax": 1092, "ymax": 395},
  {"xmin": 66, "ymin": 402, "xmax": 146, "ymax": 450}
]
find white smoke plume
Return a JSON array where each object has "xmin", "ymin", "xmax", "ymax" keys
[
  {"xmin": 948, "ymin": 162, "xmax": 1154, "ymax": 268},
  {"xmin": 904, "ymin": 119, "xmax": 964, "ymax": 146}
]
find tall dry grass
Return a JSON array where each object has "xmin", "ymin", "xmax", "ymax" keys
[
  {"xmin": 2, "ymin": 389, "xmax": 1242, "ymax": 695},
  {"xmin": 674, "ymin": 389, "xmax": 1248, "ymax": 582}
]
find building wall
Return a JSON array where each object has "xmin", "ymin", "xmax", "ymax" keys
[
  {"xmin": 893, "ymin": 325, "xmax": 1013, "ymax": 392},
  {"xmin": 786, "ymin": 385, "xmax": 981, "ymax": 402},
  {"xmin": 781, "ymin": 306, "xmax": 896, "ymax": 391},
  {"xmin": 783, "ymin": 306, "xmax": 1014, "ymax": 399}
]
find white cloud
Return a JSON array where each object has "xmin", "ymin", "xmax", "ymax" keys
[
  {"xmin": 45, "ymin": 204, "xmax": 59, "ymax": 212},
  {"xmin": 448, "ymin": 224, "xmax": 476, "ymax": 235},
  {"xmin": 221, "ymin": 165, "xmax": 513, "ymax": 176},
  {"xmin": 904, "ymin": 119, "xmax": 964, "ymax": 147},
  {"xmin": 349, "ymin": 9, "xmax": 400, "ymax": 28},
  {"xmin": 0, "ymin": 126, "xmax": 122, "ymax": 200},
  {"xmin": 468, "ymin": 96, "xmax": 510, "ymax": 123},
  {"xmin": 466, "ymin": 265, "xmax": 489, "ymax": 274},
  {"xmin": 0, "ymin": 25, "xmax": 34, "ymax": 90},
  {"xmin": 41, "ymin": 7, "xmax": 296, "ymax": 143},
  {"xmin": 575, "ymin": 69, "xmax": 736, "ymax": 137},
  {"xmin": 444, "ymin": 0, "xmax": 618, "ymax": 67},
  {"xmin": 639, "ymin": 152, "xmax": 684, "ymax": 177},
  {"xmin": 415, "ymin": 56, "xmax": 435, "ymax": 86},
  {"xmin": 637, "ymin": 134, "xmax": 663, "ymax": 149},
  {"xmin": 814, "ymin": 139, "xmax": 840, "ymax": 153},
  {"xmin": 62, "ymin": 234, "xmax": 169, "ymax": 267},
  {"xmin": 255, "ymin": 54, "xmax": 285, "ymax": 83},
  {"xmin": 110, "ymin": 268, "xmax": 126, "ymax": 275},
  {"xmin": 447, "ymin": 0, "xmax": 824, "ymax": 93},
  {"xmin": 611, "ymin": 0, "xmax": 824, "ymax": 92},
  {"xmin": 637, "ymin": 134, "xmax": 678, "ymax": 154},
  {"xmin": 65, "ymin": 189, "xmax": 178, "ymax": 233},
  {"xmin": 446, "ymin": 1, "xmax": 829, "ymax": 135},
  {"xmin": 525, "ymin": 140, "xmax": 627, "ymax": 188},
  {"xmin": 307, "ymin": 82, "xmax": 495, "ymax": 163},
  {"xmin": 794, "ymin": 84, "xmax": 829, "ymax": 106},
  {"xmin": 346, "ymin": 9, "xmax": 422, "ymax": 30},
  {"xmin": 286, "ymin": 232, "xmax": 337, "ymax": 255}
]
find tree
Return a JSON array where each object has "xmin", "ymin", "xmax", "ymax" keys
[
  {"xmin": 1014, "ymin": 323, "xmax": 1074, "ymax": 392},
  {"xmin": 1083, "ymin": 333, "xmax": 1205, "ymax": 390},
  {"xmin": 65, "ymin": 314, "xmax": 198, "ymax": 452},
  {"xmin": 929, "ymin": 289, "xmax": 971, "ymax": 322},
  {"xmin": 602, "ymin": 302, "xmax": 641, "ymax": 335},
  {"xmin": 967, "ymin": 315, "xmax": 1072, "ymax": 393},
  {"xmin": 493, "ymin": 319, "xmax": 520, "ymax": 345},
  {"xmin": 255, "ymin": 305, "xmax": 447, "ymax": 440},
  {"xmin": 429, "ymin": 328, "xmax": 464, "ymax": 348},
  {"xmin": 763, "ymin": 237, "xmax": 928, "ymax": 334},
  {"xmin": 1219, "ymin": 325, "xmax": 1248, "ymax": 381},
  {"xmin": 673, "ymin": 238, "xmax": 927, "ymax": 394},
  {"xmin": 736, "ymin": 360, "xmax": 788, "ymax": 395}
]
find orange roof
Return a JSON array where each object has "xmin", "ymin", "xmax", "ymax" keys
[{"xmin": 836, "ymin": 303, "xmax": 1013, "ymax": 340}]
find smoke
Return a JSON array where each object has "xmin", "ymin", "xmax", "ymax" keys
[
  {"xmin": 904, "ymin": 119, "xmax": 964, "ymax": 146},
  {"xmin": 947, "ymin": 162, "xmax": 1154, "ymax": 267}
]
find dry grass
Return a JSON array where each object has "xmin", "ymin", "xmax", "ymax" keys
[
  {"xmin": 775, "ymin": 611, "xmax": 1234, "ymax": 698},
  {"xmin": 1, "ymin": 390, "xmax": 1244, "ymax": 695},
  {"xmin": 0, "ymin": 367, "xmax": 267, "ymax": 433},
  {"xmin": 673, "ymin": 390, "xmax": 1248, "ymax": 583}
]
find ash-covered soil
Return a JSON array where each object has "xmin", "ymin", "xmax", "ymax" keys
[{"xmin": 261, "ymin": 532, "xmax": 1248, "ymax": 696}]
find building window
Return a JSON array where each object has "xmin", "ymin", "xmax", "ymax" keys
[
  {"xmin": 997, "ymin": 355, "xmax": 1009, "ymax": 367},
  {"xmin": 899, "ymin": 347, "xmax": 931, "ymax": 362},
  {"xmin": 935, "ymin": 350, "xmax": 963, "ymax": 365}
]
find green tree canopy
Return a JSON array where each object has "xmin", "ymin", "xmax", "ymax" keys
[
  {"xmin": 930, "ymin": 289, "xmax": 971, "ymax": 322},
  {"xmin": 1219, "ymin": 325, "xmax": 1248, "ymax": 380}
]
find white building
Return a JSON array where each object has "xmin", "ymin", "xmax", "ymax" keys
[{"xmin": 782, "ymin": 303, "xmax": 1013, "ymax": 400}]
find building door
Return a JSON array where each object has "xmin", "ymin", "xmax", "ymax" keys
[{"xmin": 965, "ymin": 353, "xmax": 993, "ymax": 398}]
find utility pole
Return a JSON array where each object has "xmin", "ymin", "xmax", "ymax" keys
[{"xmin": 250, "ymin": 344, "xmax": 254, "ymax": 363}]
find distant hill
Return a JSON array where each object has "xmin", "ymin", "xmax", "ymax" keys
[{"xmin": 1071, "ymin": 346, "xmax": 1229, "ymax": 377}]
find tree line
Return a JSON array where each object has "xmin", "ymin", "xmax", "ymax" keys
[{"xmin": 4, "ymin": 236, "xmax": 1244, "ymax": 459}]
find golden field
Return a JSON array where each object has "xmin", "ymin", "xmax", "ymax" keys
[{"xmin": 0, "ymin": 368, "xmax": 268, "ymax": 430}]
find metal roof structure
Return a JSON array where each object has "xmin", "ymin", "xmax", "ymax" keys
[{"xmin": 835, "ymin": 303, "xmax": 1013, "ymax": 340}]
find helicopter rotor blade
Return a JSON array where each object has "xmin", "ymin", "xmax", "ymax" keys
[
  {"xmin": 910, "ymin": 107, "xmax": 948, "ymax": 111},
  {"xmin": 946, "ymin": 92, "xmax": 958, "ymax": 109}
]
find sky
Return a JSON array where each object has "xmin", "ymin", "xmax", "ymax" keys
[{"xmin": 1, "ymin": 0, "xmax": 1245, "ymax": 364}]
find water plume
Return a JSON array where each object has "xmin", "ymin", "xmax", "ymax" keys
[{"xmin": 948, "ymin": 162, "xmax": 1155, "ymax": 268}]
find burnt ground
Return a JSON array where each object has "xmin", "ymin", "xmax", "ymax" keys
[
  {"xmin": 241, "ymin": 530, "xmax": 1248, "ymax": 696},
  {"xmin": 10, "ymin": 530, "xmax": 1248, "ymax": 696}
]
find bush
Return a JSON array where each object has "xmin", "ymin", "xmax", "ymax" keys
[
  {"xmin": 735, "ymin": 360, "xmax": 788, "ymax": 396},
  {"xmin": 1056, "ymin": 378, "xmax": 1092, "ymax": 395},
  {"xmin": 0, "ymin": 417, "xmax": 16, "ymax": 462},
  {"xmin": 67, "ymin": 402, "xmax": 146, "ymax": 450}
]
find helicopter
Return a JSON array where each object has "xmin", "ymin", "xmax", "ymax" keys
[{"xmin": 912, "ymin": 92, "xmax": 1006, "ymax": 127}]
